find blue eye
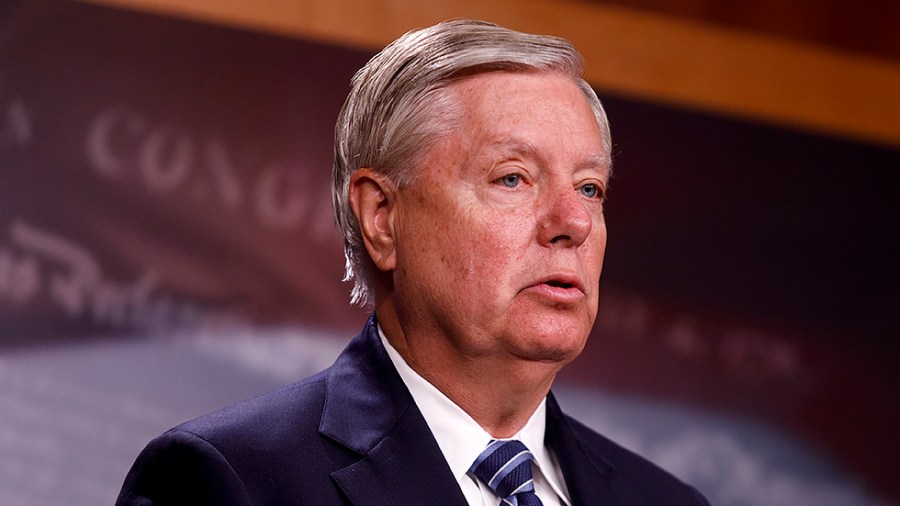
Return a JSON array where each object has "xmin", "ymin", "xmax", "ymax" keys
[
  {"xmin": 579, "ymin": 183, "xmax": 600, "ymax": 198},
  {"xmin": 499, "ymin": 174, "xmax": 521, "ymax": 188}
]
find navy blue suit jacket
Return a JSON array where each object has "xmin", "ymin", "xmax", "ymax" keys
[{"xmin": 117, "ymin": 315, "xmax": 709, "ymax": 505}]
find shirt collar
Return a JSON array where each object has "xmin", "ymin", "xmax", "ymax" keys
[{"xmin": 377, "ymin": 324, "xmax": 568, "ymax": 501}]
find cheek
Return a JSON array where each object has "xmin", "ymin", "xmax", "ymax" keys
[
  {"xmin": 596, "ymin": 222, "xmax": 608, "ymax": 263},
  {"xmin": 405, "ymin": 184, "xmax": 537, "ymax": 284},
  {"xmin": 469, "ymin": 209, "xmax": 535, "ymax": 261},
  {"xmin": 591, "ymin": 230, "xmax": 607, "ymax": 265},
  {"xmin": 438, "ymin": 212, "xmax": 526, "ymax": 298},
  {"xmin": 585, "ymin": 225, "xmax": 608, "ymax": 296}
]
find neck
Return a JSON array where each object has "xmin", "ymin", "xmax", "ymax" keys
[
  {"xmin": 376, "ymin": 304, "xmax": 562, "ymax": 438},
  {"xmin": 431, "ymin": 361, "xmax": 555, "ymax": 438}
]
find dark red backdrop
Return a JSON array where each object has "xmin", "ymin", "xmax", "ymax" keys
[{"xmin": 1, "ymin": 0, "xmax": 897, "ymax": 500}]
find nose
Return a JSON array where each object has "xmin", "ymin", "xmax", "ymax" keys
[{"xmin": 537, "ymin": 186, "xmax": 593, "ymax": 247}]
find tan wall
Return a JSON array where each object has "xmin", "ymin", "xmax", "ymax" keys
[{"xmin": 80, "ymin": 0, "xmax": 900, "ymax": 149}]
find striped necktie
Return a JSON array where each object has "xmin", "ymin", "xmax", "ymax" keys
[{"xmin": 470, "ymin": 439, "xmax": 544, "ymax": 506}]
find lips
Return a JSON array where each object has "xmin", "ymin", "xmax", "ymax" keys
[
  {"xmin": 544, "ymin": 279, "xmax": 576, "ymax": 289},
  {"xmin": 535, "ymin": 272, "xmax": 584, "ymax": 292},
  {"xmin": 524, "ymin": 272, "xmax": 586, "ymax": 302}
]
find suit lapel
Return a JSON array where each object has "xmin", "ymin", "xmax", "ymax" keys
[
  {"xmin": 330, "ymin": 404, "xmax": 469, "ymax": 505},
  {"xmin": 545, "ymin": 393, "xmax": 617, "ymax": 506},
  {"xmin": 320, "ymin": 315, "xmax": 468, "ymax": 506}
]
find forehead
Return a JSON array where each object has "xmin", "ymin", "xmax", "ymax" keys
[
  {"xmin": 439, "ymin": 71, "xmax": 609, "ymax": 171},
  {"xmin": 449, "ymin": 70, "xmax": 590, "ymax": 111}
]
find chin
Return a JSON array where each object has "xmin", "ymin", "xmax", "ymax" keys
[
  {"xmin": 498, "ymin": 303, "xmax": 594, "ymax": 362},
  {"xmin": 512, "ymin": 325, "xmax": 589, "ymax": 364}
]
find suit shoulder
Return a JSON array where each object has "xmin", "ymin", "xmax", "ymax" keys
[
  {"xmin": 118, "ymin": 371, "xmax": 356, "ymax": 505},
  {"xmin": 564, "ymin": 414, "xmax": 710, "ymax": 505},
  {"xmin": 117, "ymin": 427, "xmax": 254, "ymax": 505},
  {"xmin": 178, "ymin": 371, "xmax": 327, "ymax": 443}
]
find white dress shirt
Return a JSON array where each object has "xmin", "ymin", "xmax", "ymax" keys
[{"xmin": 379, "ymin": 325, "xmax": 571, "ymax": 506}]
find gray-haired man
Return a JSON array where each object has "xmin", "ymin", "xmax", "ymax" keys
[{"xmin": 118, "ymin": 20, "xmax": 709, "ymax": 506}]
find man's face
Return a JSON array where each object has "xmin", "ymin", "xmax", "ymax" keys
[{"xmin": 390, "ymin": 71, "xmax": 608, "ymax": 367}]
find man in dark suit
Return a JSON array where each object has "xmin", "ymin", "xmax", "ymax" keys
[{"xmin": 117, "ymin": 20, "xmax": 709, "ymax": 505}]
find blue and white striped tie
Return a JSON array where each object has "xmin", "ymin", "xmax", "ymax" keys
[{"xmin": 470, "ymin": 440, "xmax": 544, "ymax": 506}]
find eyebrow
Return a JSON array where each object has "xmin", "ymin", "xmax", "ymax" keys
[
  {"xmin": 578, "ymin": 154, "xmax": 613, "ymax": 181},
  {"xmin": 485, "ymin": 137, "xmax": 540, "ymax": 159},
  {"xmin": 487, "ymin": 137, "xmax": 611, "ymax": 179}
]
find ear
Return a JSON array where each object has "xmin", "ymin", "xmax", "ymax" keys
[{"xmin": 348, "ymin": 168, "xmax": 398, "ymax": 272}]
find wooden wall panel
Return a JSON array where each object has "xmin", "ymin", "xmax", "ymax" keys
[{"xmin": 77, "ymin": 0, "xmax": 900, "ymax": 150}]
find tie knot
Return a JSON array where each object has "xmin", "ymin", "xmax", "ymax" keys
[{"xmin": 470, "ymin": 440, "xmax": 543, "ymax": 505}]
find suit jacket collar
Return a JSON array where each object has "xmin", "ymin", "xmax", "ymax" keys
[
  {"xmin": 546, "ymin": 392, "xmax": 617, "ymax": 505},
  {"xmin": 320, "ymin": 314, "xmax": 469, "ymax": 505}
]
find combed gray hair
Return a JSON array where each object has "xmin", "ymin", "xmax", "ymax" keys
[{"xmin": 333, "ymin": 19, "xmax": 611, "ymax": 306}]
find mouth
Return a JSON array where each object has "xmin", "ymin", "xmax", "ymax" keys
[
  {"xmin": 537, "ymin": 272, "xmax": 584, "ymax": 292},
  {"xmin": 544, "ymin": 279, "xmax": 577, "ymax": 290},
  {"xmin": 525, "ymin": 273, "xmax": 586, "ymax": 302}
]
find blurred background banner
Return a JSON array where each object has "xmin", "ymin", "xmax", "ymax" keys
[
  {"xmin": 0, "ymin": 0, "xmax": 369, "ymax": 342},
  {"xmin": 1, "ymin": 1, "xmax": 898, "ymax": 505}
]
